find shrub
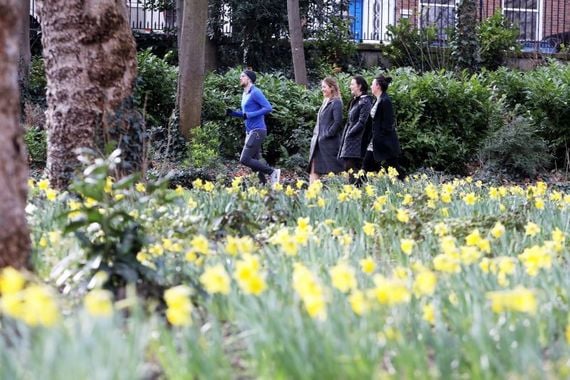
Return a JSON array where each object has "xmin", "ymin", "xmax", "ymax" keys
[
  {"xmin": 478, "ymin": 12, "xmax": 520, "ymax": 70},
  {"xmin": 135, "ymin": 49, "xmax": 178, "ymax": 128},
  {"xmin": 22, "ymin": 56, "xmax": 47, "ymax": 106},
  {"xmin": 384, "ymin": 19, "xmax": 453, "ymax": 73},
  {"xmin": 489, "ymin": 62, "xmax": 570, "ymax": 167},
  {"xmin": 187, "ymin": 121, "xmax": 222, "ymax": 168},
  {"xmin": 390, "ymin": 69, "xmax": 498, "ymax": 173},
  {"xmin": 24, "ymin": 126, "xmax": 47, "ymax": 166},
  {"xmin": 306, "ymin": 16, "xmax": 359, "ymax": 77},
  {"xmin": 57, "ymin": 149, "xmax": 173, "ymax": 296},
  {"xmin": 479, "ymin": 109, "xmax": 551, "ymax": 177}
]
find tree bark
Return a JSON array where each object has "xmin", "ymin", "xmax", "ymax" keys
[
  {"xmin": 18, "ymin": 0, "xmax": 31, "ymax": 91},
  {"xmin": 287, "ymin": 0, "xmax": 308, "ymax": 86},
  {"xmin": 177, "ymin": 0, "xmax": 208, "ymax": 139},
  {"xmin": 0, "ymin": 0, "xmax": 32, "ymax": 269},
  {"xmin": 38, "ymin": 0, "xmax": 144, "ymax": 189}
]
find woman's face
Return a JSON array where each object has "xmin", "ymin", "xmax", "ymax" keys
[
  {"xmin": 371, "ymin": 79, "xmax": 380, "ymax": 96},
  {"xmin": 349, "ymin": 79, "xmax": 361, "ymax": 96},
  {"xmin": 321, "ymin": 81, "xmax": 333, "ymax": 98}
]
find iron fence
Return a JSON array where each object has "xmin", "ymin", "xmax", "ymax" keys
[{"xmin": 29, "ymin": 0, "xmax": 570, "ymax": 51}]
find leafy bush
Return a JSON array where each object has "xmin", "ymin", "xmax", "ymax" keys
[
  {"xmin": 56, "ymin": 149, "xmax": 174, "ymax": 295},
  {"xmin": 24, "ymin": 126, "xmax": 47, "ymax": 165},
  {"xmin": 187, "ymin": 121, "xmax": 222, "ymax": 168},
  {"xmin": 384, "ymin": 19, "xmax": 453, "ymax": 73},
  {"xmin": 489, "ymin": 61, "xmax": 570, "ymax": 167},
  {"xmin": 479, "ymin": 109, "xmax": 551, "ymax": 177},
  {"xmin": 306, "ymin": 16, "xmax": 359, "ymax": 77},
  {"xmin": 135, "ymin": 49, "xmax": 178, "ymax": 128},
  {"xmin": 478, "ymin": 12, "xmax": 520, "ymax": 70},
  {"xmin": 389, "ymin": 69, "xmax": 498, "ymax": 173},
  {"xmin": 22, "ymin": 56, "xmax": 47, "ymax": 106}
]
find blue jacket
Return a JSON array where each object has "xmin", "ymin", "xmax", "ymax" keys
[{"xmin": 229, "ymin": 85, "xmax": 273, "ymax": 133}]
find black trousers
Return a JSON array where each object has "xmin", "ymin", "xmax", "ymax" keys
[
  {"xmin": 362, "ymin": 151, "xmax": 405, "ymax": 180},
  {"xmin": 342, "ymin": 158, "xmax": 363, "ymax": 186}
]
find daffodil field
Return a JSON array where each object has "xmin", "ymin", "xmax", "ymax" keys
[{"xmin": 2, "ymin": 158, "xmax": 570, "ymax": 379}]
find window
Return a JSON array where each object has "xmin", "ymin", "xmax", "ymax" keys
[
  {"xmin": 503, "ymin": 0, "xmax": 541, "ymax": 40},
  {"xmin": 419, "ymin": 0, "xmax": 456, "ymax": 41}
]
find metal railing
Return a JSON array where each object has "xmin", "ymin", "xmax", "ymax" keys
[
  {"xmin": 345, "ymin": 0, "xmax": 569, "ymax": 51},
  {"xmin": 29, "ymin": 0, "xmax": 570, "ymax": 51}
]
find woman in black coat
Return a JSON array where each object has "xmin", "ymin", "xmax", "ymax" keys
[
  {"xmin": 338, "ymin": 75, "xmax": 373, "ymax": 185},
  {"xmin": 362, "ymin": 75, "xmax": 405, "ymax": 180},
  {"xmin": 308, "ymin": 77, "xmax": 344, "ymax": 183}
]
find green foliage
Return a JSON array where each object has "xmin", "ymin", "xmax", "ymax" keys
[
  {"xmin": 450, "ymin": 0, "xmax": 480, "ymax": 72},
  {"xmin": 23, "ymin": 56, "xmax": 47, "ymax": 105},
  {"xmin": 389, "ymin": 69, "xmax": 498, "ymax": 173},
  {"xmin": 148, "ymin": 112, "xmax": 189, "ymax": 164},
  {"xmin": 489, "ymin": 61, "xmax": 570, "ymax": 166},
  {"xmin": 208, "ymin": 0, "xmax": 289, "ymax": 71},
  {"xmin": 208, "ymin": 0, "xmax": 356, "ymax": 74},
  {"xmin": 135, "ymin": 49, "xmax": 178, "ymax": 128},
  {"xmin": 156, "ymin": 321, "xmax": 232, "ymax": 379},
  {"xmin": 187, "ymin": 121, "xmax": 222, "ymax": 168},
  {"xmin": 23, "ymin": 126, "xmax": 47, "ymax": 165},
  {"xmin": 384, "ymin": 19, "xmax": 453, "ymax": 73},
  {"xmin": 57, "ymin": 149, "xmax": 173, "ymax": 294},
  {"xmin": 478, "ymin": 12, "xmax": 520, "ymax": 70},
  {"xmin": 306, "ymin": 16, "xmax": 358, "ymax": 76},
  {"xmin": 480, "ymin": 108, "xmax": 551, "ymax": 177},
  {"xmin": 0, "ymin": 312, "xmax": 152, "ymax": 380}
]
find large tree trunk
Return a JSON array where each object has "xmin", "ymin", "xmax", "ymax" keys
[
  {"xmin": 177, "ymin": 0, "xmax": 208, "ymax": 139},
  {"xmin": 287, "ymin": 0, "xmax": 308, "ymax": 86},
  {"xmin": 38, "ymin": 0, "xmax": 144, "ymax": 189},
  {"xmin": 0, "ymin": 0, "xmax": 32, "ymax": 269},
  {"xmin": 18, "ymin": 0, "xmax": 31, "ymax": 91}
]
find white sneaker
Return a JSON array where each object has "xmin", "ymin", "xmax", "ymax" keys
[{"xmin": 270, "ymin": 168, "xmax": 281, "ymax": 185}]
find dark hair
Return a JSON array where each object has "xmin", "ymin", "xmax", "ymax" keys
[
  {"xmin": 374, "ymin": 75, "xmax": 393, "ymax": 92},
  {"xmin": 352, "ymin": 75, "xmax": 369, "ymax": 94}
]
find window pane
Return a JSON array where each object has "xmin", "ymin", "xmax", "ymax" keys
[
  {"xmin": 504, "ymin": 0, "xmax": 538, "ymax": 10},
  {"xmin": 504, "ymin": 10, "xmax": 537, "ymax": 40},
  {"xmin": 420, "ymin": 6, "xmax": 456, "ymax": 39},
  {"xmin": 420, "ymin": 0, "xmax": 455, "ymax": 5}
]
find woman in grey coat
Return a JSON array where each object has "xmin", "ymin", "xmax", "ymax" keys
[
  {"xmin": 338, "ymin": 75, "xmax": 373, "ymax": 185},
  {"xmin": 308, "ymin": 77, "xmax": 344, "ymax": 183}
]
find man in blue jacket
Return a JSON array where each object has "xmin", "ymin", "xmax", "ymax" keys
[{"xmin": 227, "ymin": 70, "xmax": 280, "ymax": 185}]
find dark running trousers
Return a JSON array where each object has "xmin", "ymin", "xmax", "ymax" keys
[{"xmin": 240, "ymin": 129, "xmax": 273, "ymax": 183}]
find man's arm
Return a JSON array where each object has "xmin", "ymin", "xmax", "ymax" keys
[{"xmin": 246, "ymin": 89, "xmax": 273, "ymax": 118}]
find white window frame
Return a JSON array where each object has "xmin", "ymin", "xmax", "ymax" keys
[{"xmin": 502, "ymin": 0, "xmax": 543, "ymax": 41}]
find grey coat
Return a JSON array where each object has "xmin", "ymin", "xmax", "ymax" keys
[
  {"xmin": 308, "ymin": 98, "xmax": 344, "ymax": 174},
  {"xmin": 338, "ymin": 94, "xmax": 373, "ymax": 159}
]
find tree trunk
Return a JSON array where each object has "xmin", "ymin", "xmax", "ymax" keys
[
  {"xmin": 287, "ymin": 0, "xmax": 308, "ymax": 86},
  {"xmin": 38, "ymin": 0, "xmax": 144, "ymax": 189},
  {"xmin": 177, "ymin": 0, "xmax": 208, "ymax": 139},
  {"xmin": 18, "ymin": 0, "xmax": 31, "ymax": 91},
  {"xmin": 0, "ymin": 0, "xmax": 32, "ymax": 269}
]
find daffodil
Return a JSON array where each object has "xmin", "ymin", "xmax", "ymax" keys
[
  {"xmin": 84, "ymin": 289, "xmax": 114, "ymax": 317},
  {"xmin": 200, "ymin": 265, "xmax": 231, "ymax": 295}
]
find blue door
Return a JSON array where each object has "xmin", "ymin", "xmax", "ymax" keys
[{"xmin": 349, "ymin": 0, "xmax": 363, "ymax": 41}]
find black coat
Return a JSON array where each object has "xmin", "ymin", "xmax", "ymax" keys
[
  {"xmin": 338, "ymin": 94, "xmax": 373, "ymax": 160},
  {"xmin": 363, "ymin": 92, "xmax": 401, "ymax": 162},
  {"xmin": 308, "ymin": 98, "xmax": 344, "ymax": 174}
]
